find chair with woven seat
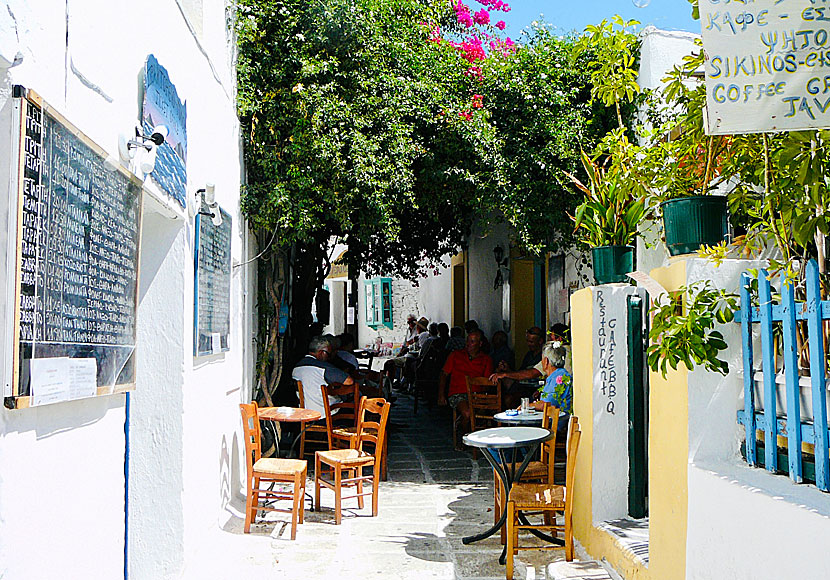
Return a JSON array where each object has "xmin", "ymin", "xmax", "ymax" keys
[
  {"xmin": 505, "ymin": 416, "xmax": 581, "ymax": 579},
  {"xmin": 296, "ymin": 380, "xmax": 329, "ymax": 461},
  {"xmin": 315, "ymin": 397, "xmax": 391, "ymax": 524},
  {"xmin": 240, "ymin": 402, "xmax": 307, "ymax": 539},
  {"xmin": 322, "ymin": 382, "xmax": 390, "ymax": 481},
  {"xmin": 466, "ymin": 376, "xmax": 502, "ymax": 458},
  {"xmin": 493, "ymin": 403, "xmax": 560, "ymax": 542}
]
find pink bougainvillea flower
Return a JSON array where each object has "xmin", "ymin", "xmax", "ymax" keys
[
  {"xmin": 454, "ymin": 1, "xmax": 474, "ymax": 27},
  {"xmin": 495, "ymin": 20, "xmax": 506, "ymax": 30},
  {"xmin": 473, "ymin": 9, "xmax": 490, "ymax": 25},
  {"xmin": 471, "ymin": 94, "xmax": 483, "ymax": 108},
  {"xmin": 457, "ymin": 35, "xmax": 486, "ymax": 63},
  {"xmin": 459, "ymin": 110, "xmax": 473, "ymax": 120}
]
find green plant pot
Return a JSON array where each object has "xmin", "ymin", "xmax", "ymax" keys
[
  {"xmin": 592, "ymin": 245, "xmax": 634, "ymax": 285},
  {"xmin": 661, "ymin": 196, "xmax": 728, "ymax": 256}
]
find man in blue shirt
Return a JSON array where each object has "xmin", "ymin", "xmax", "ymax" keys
[{"xmin": 292, "ymin": 335, "xmax": 353, "ymax": 415}]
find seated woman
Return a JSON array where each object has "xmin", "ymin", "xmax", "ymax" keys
[{"xmin": 531, "ymin": 341, "xmax": 572, "ymax": 436}]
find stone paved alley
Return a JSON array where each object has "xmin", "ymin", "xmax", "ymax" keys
[{"xmin": 186, "ymin": 393, "xmax": 582, "ymax": 580}]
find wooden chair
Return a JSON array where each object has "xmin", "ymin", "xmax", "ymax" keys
[
  {"xmin": 493, "ymin": 403, "xmax": 560, "ymax": 543},
  {"xmin": 321, "ymin": 382, "xmax": 360, "ymax": 449},
  {"xmin": 323, "ymin": 382, "xmax": 390, "ymax": 481},
  {"xmin": 296, "ymin": 380, "xmax": 329, "ymax": 461},
  {"xmin": 314, "ymin": 397, "xmax": 391, "ymax": 524},
  {"xmin": 505, "ymin": 416, "xmax": 582, "ymax": 579},
  {"xmin": 239, "ymin": 402, "xmax": 307, "ymax": 539},
  {"xmin": 466, "ymin": 376, "xmax": 502, "ymax": 458}
]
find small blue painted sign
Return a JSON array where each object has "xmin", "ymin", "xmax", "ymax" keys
[{"xmin": 142, "ymin": 55, "xmax": 187, "ymax": 207}]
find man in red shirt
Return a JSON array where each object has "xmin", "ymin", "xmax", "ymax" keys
[{"xmin": 437, "ymin": 330, "xmax": 494, "ymax": 444}]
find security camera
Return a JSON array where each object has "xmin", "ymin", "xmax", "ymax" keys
[
  {"xmin": 203, "ymin": 182, "xmax": 216, "ymax": 205},
  {"xmin": 149, "ymin": 125, "xmax": 168, "ymax": 146},
  {"xmin": 210, "ymin": 206, "xmax": 223, "ymax": 227},
  {"xmin": 120, "ymin": 124, "xmax": 167, "ymax": 166},
  {"xmin": 139, "ymin": 144, "xmax": 158, "ymax": 174}
]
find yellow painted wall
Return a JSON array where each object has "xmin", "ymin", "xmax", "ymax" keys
[
  {"xmin": 510, "ymin": 257, "xmax": 535, "ymax": 351},
  {"xmin": 647, "ymin": 260, "xmax": 690, "ymax": 580},
  {"xmin": 570, "ymin": 287, "xmax": 650, "ymax": 580}
]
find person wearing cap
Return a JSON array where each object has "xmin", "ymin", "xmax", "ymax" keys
[
  {"xmin": 383, "ymin": 314, "xmax": 425, "ymax": 390},
  {"xmin": 404, "ymin": 314, "xmax": 419, "ymax": 347},
  {"xmin": 415, "ymin": 317, "xmax": 431, "ymax": 350}
]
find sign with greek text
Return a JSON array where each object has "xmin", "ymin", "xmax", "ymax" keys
[
  {"xmin": 193, "ymin": 203, "xmax": 231, "ymax": 357},
  {"xmin": 11, "ymin": 89, "xmax": 142, "ymax": 405},
  {"xmin": 700, "ymin": 0, "xmax": 830, "ymax": 134}
]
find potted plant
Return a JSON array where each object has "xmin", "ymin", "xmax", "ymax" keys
[
  {"xmin": 569, "ymin": 134, "xmax": 645, "ymax": 284},
  {"xmin": 642, "ymin": 45, "xmax": 732, "ymax": 256},
  {"xmin": 569, "ymin": 16, "xmax": 646, "ymax": 284}
]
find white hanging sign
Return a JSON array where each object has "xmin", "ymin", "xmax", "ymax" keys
[{"xmin": 700, "ymin": 0, "xmax": 830, "ymax": 134}]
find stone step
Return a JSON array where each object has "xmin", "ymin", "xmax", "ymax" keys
[{"xmin": 547, "ymin": 560, "xmax": 614, "ymax": 580}]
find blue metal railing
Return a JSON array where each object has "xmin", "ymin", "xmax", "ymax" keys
[{"xmin": 735, "ymin": 259, "xmax": 830, "ymax": 491}]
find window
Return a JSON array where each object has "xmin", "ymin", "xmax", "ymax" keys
[{"xmin": 364, "ymin": 278, "xmax": 393, "ymax": 329}]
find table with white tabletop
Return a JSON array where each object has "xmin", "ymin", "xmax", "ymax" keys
[
  {"xmin": 493, "ymin": 409, "xmax": 545, "ymax": 425},
  {"xmin": 461, "ymin": 426, "xmax": 553, "ymax": 561}
]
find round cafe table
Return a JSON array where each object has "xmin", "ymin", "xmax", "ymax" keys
[
  {"xmin": 259, "ymin": 406, "xmax": 323, "ymax": 510},
  {"xmin": 493, "ymin": 409, "xmax": 545, "ymax": 426},
  {"xmin": 462, "ymin": 426, "xmax": 553, "ymax": 563},
  {"xmin": 258, "ymin": 406, "xmax": 323, "ymax": 458}
]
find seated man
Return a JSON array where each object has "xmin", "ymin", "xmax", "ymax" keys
[
  {"xmin": 531, "ymin": 342, "xmax": 573, "ymax": 436},
  {"xmin": 334, "ymin": 332, "xmax": 360, "ymax": 372},
  {"xmin": 446, "ymin": 326, "xmax": 466, "ymax": 352},
  {"xmin": 383, "ymin": 314, "xmax": 420, "ymax": 388},
  {"xmin": 437, "ymin": 330, "xmax": 493, "ymax": 448},
  {"xmin": 491, "ymin": 326, "xmax": 546, "ymax": 408},
  {"xmin": 490, "ymin": 330, "xmax": 515, "ymax": 372},
  {"xmin": 291, "ymin": 335, "xmax": 354, "ymax": 416}
]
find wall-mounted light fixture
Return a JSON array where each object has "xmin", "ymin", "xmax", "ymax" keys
[
  {"xmin": 193, "ymin": 183, "xmax": 222, "ymax": 227},
  {"xmin": 118, "ymin": 124, "xmax": 167, "ymax": 174},
  {"xmin": 493, "ymin": 244, "xmax": 509, "ymax": 289}
]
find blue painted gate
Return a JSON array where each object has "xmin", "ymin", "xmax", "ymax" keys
[{"xmin": 736, "ymin": 259, "xmax": 830, "ymax": 491}]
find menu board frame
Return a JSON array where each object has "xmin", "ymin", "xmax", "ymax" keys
[
  {"xmin": 6, "ymin": 88, "xmax": 144, "ymax": 409},
  {"xmin": 193, "ymin": 203, "xmax": 232, "ymax": 357}
]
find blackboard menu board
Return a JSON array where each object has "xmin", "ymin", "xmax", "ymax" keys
[
  {"xmin": 10, "ymin": 89, "xmax": 143, "ymax": 407},
  {"xmin": 194, "ymin": 204, "xmax": 231, "ymax": 356}
]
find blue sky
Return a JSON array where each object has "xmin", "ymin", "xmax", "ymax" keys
[{"xmin": 502, "ymin": 0, "xmax": 700, "ymax": 37}]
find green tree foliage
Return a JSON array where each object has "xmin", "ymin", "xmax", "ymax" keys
[
  {"xmin": 237, "ymin": 0, "xmax": 490, "ymax": 281},
  {"xmin": 477, "ymin": 26, "xmax": 617, "ymax": 253},
  {"xmin": 236, "ymin": 0, "xmax": 615, "ymax": 401}
]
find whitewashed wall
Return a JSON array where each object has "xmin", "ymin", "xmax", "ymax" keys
[
  {"xmin": 636, "ymin": 27, "xmax": 700, "ymax": 276},
  {"xmin": 416, "ymin": 261, "xmax": 452, "ymax": 331},
  {"xmin": 590, "ymin": 285, "xmax": 640, "ymax": 522},
  {"xmin": 0, "ymin": 2, "xmax": 253, "ymax": 579},
  {"xmin": 676, "ymin": 259, "xmax": 830, "ymax": 579},
  {"xmin": 467, "ymin": 222, "xmax": 510, "ymax": 338}
]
